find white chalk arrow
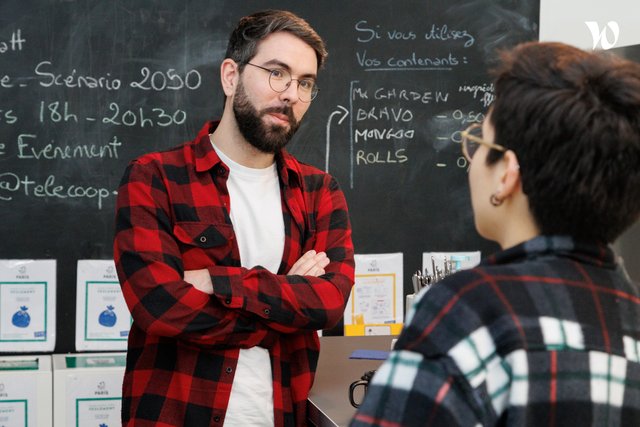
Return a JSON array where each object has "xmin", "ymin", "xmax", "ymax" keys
[{"xmin": 325, "ymin": 105, "xmax": 349, "ymax": 172}]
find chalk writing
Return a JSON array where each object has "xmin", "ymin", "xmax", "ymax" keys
[
  {"xmin": 39, "ymin": 101, "xmax": 78, "ymax": 123},
  {"xmin": 350, "ymin": 80, "xmax": 419, "ymax": 168},
  {"xmin": 0, "ymin": 172, "xmax": 114, "ymax": 209},
  {"xmin": 343, "ymin": 13, "xmax": 501, "ymax": 178},
  {"xmin": 102, "ymin": 103, "xmax": 187, "ymax": 127},
  {"xmin": 357, "ymin": 50, "xmax": 463, "ymax": 70},
  {"xmin": 353, "ymin": 87, "xmax": 450, "ymax": 104},
  {"xmin": 458, "ymin": 83, "xmax": 495, "ymax": 107},
  {"xmin": 2, "ymin": 61, "xmax": 204, "ymax": 92},
  {"xmin": 0, "ymin": 29, "xmax": 25, "ymax": 53},
  {"xmin": 355, "ymin": 128, "xmax": 415, "ymax": 142},
  {"xmin": 424, "ymin": 24, "xmax": 475, "ymax": 47},
  {"xmin": 391, "ymin": 52, "xmax": 460, "ymax": 68},
  {"xmin": 130, "ymin": 67, "xmax": 202, "ymax": 91},
  {"xmin": 354, "ymin": 21, "xmax": 383, "ymax": 43},
  {"xmin": 356, "ymin": 149, "xmax": 408, "ymax": 165},
  {"xmin": 36, "ymin": 101, "xmax": 187, "ymax": 128},
  {"xmin": 373, "ymin": 88, "xmax": 449, "ymax": 103},
  {"xmin": 34, "ymin": 61, "xmax": 122, "ymax": 90},
  {"xmin": 16, "ymin": 134, "xmax": 122, "ymax": 160},
  {"xmin": 348, "ymin": 81, "xmax": 452, "ymax": 170},
  {"xmin": 356, "ymin": 107, "xmax": 413, "ymax": 122},
  {"xmin": 355, "ymin": 21, "xmax": 475, "ymax": 47},
  {"xmin": 0, "ymin": 108, "xmax": 17, "ymax": 124},
  {"xmin": 1, "ymin": 75, "xmax": 14, "ymax": 88},
  {"xmin": 451, "ymin": 109, "xmax": 485, "ymax": 125}
]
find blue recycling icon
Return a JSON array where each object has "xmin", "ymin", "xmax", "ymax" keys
[
  {"xmin": 12, "ymin": 306, "xmax": 31, "ymax": 328},
  {"xmin": 98, "ymin": 305, "xmax": 117, "ymax": 327}
]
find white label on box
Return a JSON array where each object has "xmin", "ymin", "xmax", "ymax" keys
[
  {"xmin": 0, "ymin": 372, "xmax": 38, "ymax": 396},
  {"xmin": 0, "ymin": 283, "xmax": 47, "ymax": 341},
  {"xmin": 76, "ymin": 260, "xmax": 131, "ymax": 351},
  {"xmin": 0, "ymin": 260, "xmax": 56, "ymax": 351},
  {"xmin": 0, "ymin": 370, "xmax": 38, "ymax": 426},
  {"xmin": 85, "ymin": 282, "xmax": 129, "ymax": 340},
  {"xmin": 0, "ymin": 400, "xmax": 27, "ymax": 426},
  {"xmin": 62, "ymin": 371, "xmax": 123, "ymax": 427},
  {"xmin": 76, "ymin": 398, "xmax": 121, "ymax": 426}
]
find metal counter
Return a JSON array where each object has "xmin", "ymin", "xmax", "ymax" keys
[{"xmin": 307, "ymin": 335, "xmax": 396, "ymax": 427}]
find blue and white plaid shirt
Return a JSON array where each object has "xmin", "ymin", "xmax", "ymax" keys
[{"xmin": 351, "ymin": 235, "xmax": 640, "ymax": 426}]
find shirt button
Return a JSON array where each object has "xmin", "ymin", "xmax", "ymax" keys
[
  {"xmin": 263, "ymin": 309, "xmax": 270, "ymax": 315},
  {"xmin": 199, "ymin": 236, "xmax": 207, "ymax": 243},
  {"xmin": 225, "ymin": 299, "xmax": 231, "ymax": 305},
  {"xmin": 225, "ymin": 367, "xmax": 233, "ymax": 374},
  {"xmin": 217, "ymin": 167, "xmax": 226, "ymax": 176}
]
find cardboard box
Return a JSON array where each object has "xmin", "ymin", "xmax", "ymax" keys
[
  {"xmin": 75, "ymin": 260, "xmax": 130, "ymax": 351},
  {"xmin": 0, "ymin": 355, "xmax": 52, "ymax": 427},
  {"xmin": 52, "ymin": 353, "xmax": 125, "ymax": 427},
  {"xmin": 0, "ymin": 260, "xmax": 57, "ymax": 352}
]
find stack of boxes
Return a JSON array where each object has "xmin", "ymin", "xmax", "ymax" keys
[{"xmin": 0, "ymin": 260, "xmax": 129, "ymax": 426}]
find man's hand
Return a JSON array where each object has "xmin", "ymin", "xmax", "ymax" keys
[
  {"xmin": 287, "ymin": 250, "xmax": 330, "ymax": 277},
  {"xmin": 184, "ymin": 269, "xmax": 214, "ymax": 294}
]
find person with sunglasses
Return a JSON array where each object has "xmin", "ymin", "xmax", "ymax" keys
[
  {"xmin": 113, "ymin": 10, "xmax": 355, "ymax": 426},
  {"xmin": 352, "ymin": 41, "xmax": 640, "ymax": 426}
]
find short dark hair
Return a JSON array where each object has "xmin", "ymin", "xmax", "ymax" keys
[
  {"xmin": 488, "ymin": 41, "xmax": 640, "ymax": 243},
  {"xmin": 225, "ymin": 10, "xmax": 327, "ymax": 70}
]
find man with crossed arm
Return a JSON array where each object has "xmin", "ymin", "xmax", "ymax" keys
[{"xmin": 114, "ymin": 10, "xmax": 354, "ymax": 426}]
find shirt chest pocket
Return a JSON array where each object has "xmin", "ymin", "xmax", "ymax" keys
[{"xmin": 173, "ymin": 221, "xmax": 237, "ymax": 268}]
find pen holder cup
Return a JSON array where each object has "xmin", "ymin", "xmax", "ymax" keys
[{"xmin": 405, "ymin": 293, "xmax": 416, "ymax": 320}]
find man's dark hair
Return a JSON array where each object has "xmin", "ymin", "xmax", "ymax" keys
[
  {"xmin": 225, "ymin": 10, "xmax": 327, "ymax": 70},
  {"xmin": 488, "ymin": 41, "xmax": 640, "ymax": 243}
]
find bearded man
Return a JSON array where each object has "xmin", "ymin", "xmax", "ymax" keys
[{"xmin": 113, "ymin": 10, "xmax": 355, "ymax": 427}]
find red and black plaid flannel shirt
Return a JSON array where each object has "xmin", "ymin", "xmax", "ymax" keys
[{"xmin": 114, "ymin": 121, "xmax": 355, "ymax": 426}]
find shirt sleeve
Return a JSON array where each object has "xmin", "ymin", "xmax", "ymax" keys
[
  {"xmin": 351, "ymin": 272, "xmax": 505, "ymax": 426},
  {"xmin": 114, "ymin": 159, "xmax": 277, "ymax": 348},
  {"xmin": 350, "ymin": 349, "xmax": 485, "ymax": 427},
  {"xmin": 207, "ymin": 174, "xmax": 356, "ymax": 333}
]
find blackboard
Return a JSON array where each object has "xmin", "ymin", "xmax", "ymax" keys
[{"xmin": 0, "ymin": 0, "xmax": 540, "ymax": 353}]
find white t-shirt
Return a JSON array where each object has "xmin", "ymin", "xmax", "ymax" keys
[{"xmin": 212, "ymin": 142, "xmax": 284, "ymax": 427}]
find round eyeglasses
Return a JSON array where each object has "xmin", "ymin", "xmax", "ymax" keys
[
  {"xmin": 460, "ymin": 123, "xmax": 506, "ymax": 163},
  {"xmin": 245, "ymin": 62, "xmax": 319, "ymax": 103}
]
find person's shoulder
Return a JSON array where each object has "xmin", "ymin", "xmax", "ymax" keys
[
  {"xmin": 400, "ymin": 266, "xmax": 521, "ymax": 352},
  {"xmin": 427, "ymin": 262, "xmax": 535, "ymax": 310}
]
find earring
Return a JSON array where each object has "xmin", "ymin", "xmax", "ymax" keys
[{"xmin": 490, "ymin": 193, "xmax": 503, "ymax": 207}]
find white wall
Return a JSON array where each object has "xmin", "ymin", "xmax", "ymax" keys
[
  {"xmin": 540, "ymin": 0, "xmax": 640, "ymax": 50},
  {"xmin": 540, "ymin": 1, "xmax": 640, "ymax": 280}
]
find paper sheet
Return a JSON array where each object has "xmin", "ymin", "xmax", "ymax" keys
[{"xmin": 344, "ymin": 253, "xmax": 404, "ymax": 336}]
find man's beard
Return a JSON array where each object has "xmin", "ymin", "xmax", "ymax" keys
[{"xmin": 232, "ymin": 80, "xmax": 300, "ymax": 154}]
